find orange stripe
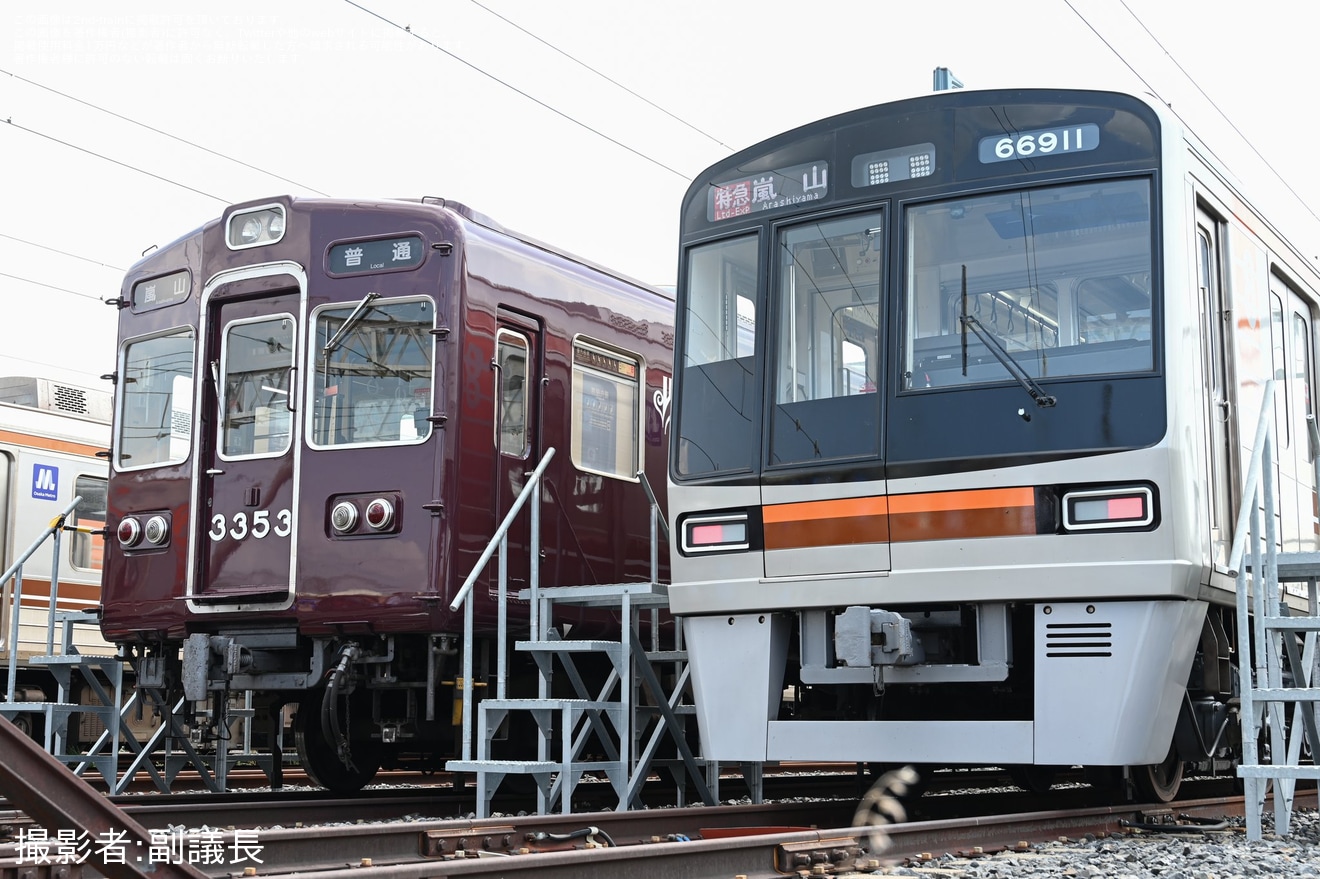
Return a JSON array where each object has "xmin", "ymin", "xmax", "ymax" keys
[
  {"xmin": 0, "ymin": 428, "xmax": 107, "ymax": 458},
  {"xmin": 763, "ymin": 495, "xmax": 889, "ymax": 524},
  {"xmin": 761, "ymin": 487, "xmax": 1037, "ymax": 550},
  {"xmin": 889, "ymin": 487, "xmax": 1035, "ymax": 514}
]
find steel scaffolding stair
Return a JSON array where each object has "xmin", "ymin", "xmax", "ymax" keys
[
  {"xmin": 447, "ymin": 580, "xmax": 715, "ymax": 817},
  {"xmin": 1231, "ymin": 381, "xmax": 1320, "ymax": 840}
]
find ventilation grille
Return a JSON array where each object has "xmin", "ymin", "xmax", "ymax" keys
[
  {"xmin": 1044, "ymin": 622, "xmax": 1113, "ymax": 658},
  {"xmin": 53, "ymin": 384, "xmax": 89, "ymax": 415}
]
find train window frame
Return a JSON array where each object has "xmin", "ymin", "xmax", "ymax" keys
[
  {"xmin": 114, "ymin": 327, "xmax": 196, "ymax": 473},
  {"xmin": 217, "ymin": 313, "xmax": 297, "ymax": 462},
  {"xmin": 495, "ymin": 330, "xmax": 530, "ymax": 458},
  {"xmin": 307, "ymin": 296, "xmax": 435, "ymax": 451},
  {"xmin": 570, "ymin": 336, "xmax": 643, "ymax": 483},
  {"xmin": 902, "ymin": 176, "xmax": 1156, "ymax": 393},
  {"xmin": 68, "ymin": 474, "xmax": 107, "ymax": 572},
  {"xmin": 768, "ymin": 210, "xmax": 885, "ymax": 467},
  {"xmin": 673, "ymin": 231, "xmax": 761, "ymax": 479}
]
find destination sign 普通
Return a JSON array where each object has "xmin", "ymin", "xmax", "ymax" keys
[
  {"xmin": 708, "ymin": 161, "xmax": 829, "ymax": 222},
  {"xmin": 328, "ymin": 236, "xmax": 425, "ymax": 275},
  {"xmin": 978, "ymin": 123, "xmax": 1100, "ymax": 164},
  {"xmin": 132, "ymin": 269, "xmax": 191, "ymax": 311}
]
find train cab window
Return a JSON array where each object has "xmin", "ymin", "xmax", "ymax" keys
[
  {"xmin": 571, "ymin": 340, "xmax": 641, "ymax": 480},
  {"xmin": 904, "ymin": 178, "xmax": 1154, "ymax": 390},
  {"xmin": 69, "ymin": 475, "xmax": 107, "ymax": 571},
  {"xmin": 770, "ymin": 212, "xmax": 883, "ymax": 466},
  {"xmin": 675, "ymin": 234, "xmax": 759, "ymax": 477},
  {"xmin": 310, "ymin": 297, "xmax": 433, "ymax": 448},
  {"xmin": 496, "ymin": 331, "xmax": 529, "ymax": 457},
  {"xmin": 116, "ymin": 329, "xmax": 195, "ymax": 470},
  {"xmin": 220, "ymin": 315, "xmax": 295, "ymax": 458}
]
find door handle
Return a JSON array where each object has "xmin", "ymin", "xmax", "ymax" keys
[{"xmin": 206, "ymin": 468, "xmax": 225, "ymax": 476}]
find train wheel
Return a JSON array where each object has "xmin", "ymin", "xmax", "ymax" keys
[
  {"xmin": 293, "ymin": 693, "xmax": 381, "ymax": 794},
  {"xmin": 1132, "ymin": 743, "xmax": 1184, "ymax": 803}
]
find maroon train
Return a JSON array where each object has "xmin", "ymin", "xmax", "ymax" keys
[{"xmin": 100, "ymin": 196, "xmax": 674, "ymax": 789}]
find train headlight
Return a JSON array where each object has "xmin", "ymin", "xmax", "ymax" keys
[
  {"xmin": 681, "ymin": 512, "xmax": 749, "ymax": 554},
  {"xmin": 226, "ymin": 205, "xmax": 287, "ymax": 249},
  {"xmin": 330, "ymin": 501, "xmax": 359, "ymax": 533},
  {"xmin": 364, "ymin": 498, "xmax": 395, "ymax": 531},
  {"xmin": 143, "ymin": 515, "xmax": 169, "ymax": 546},
  {"xmin": 116, "ymin": 517, "xmax": 142, "ymax": 548},
  {"xmin": 1062, "ymin": 486, "xmax": 1155, "ymax": 531}
]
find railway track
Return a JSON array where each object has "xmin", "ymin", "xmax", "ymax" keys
[{"xmin": 2, "ymin": 776, "xmax": 1314, "ymax": 879}]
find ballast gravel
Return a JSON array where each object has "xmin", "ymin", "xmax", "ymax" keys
[{"xmin": 879, "ymin": 809, "xmax": 1319, "ymax": 878}]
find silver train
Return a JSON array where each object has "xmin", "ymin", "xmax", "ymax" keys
[
  {"xmin": 0, "ymin": 376, "xmax": 112, "ymax": 741},
  {"xmin": 665, "ymin": 87, "xmax": 1320, "ymax": 801}
]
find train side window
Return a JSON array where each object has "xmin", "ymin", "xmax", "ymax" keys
[
  {"xmin": 310, "ymin": 298, "xmax": 434, "ymax": 448},
  {"xmin": 571, "ymin": 340, "xmax": 640, "ymax": 481},
  {"xmin": 496, "ymin": 331, "xmax": 529, "ymax": 457},
  {"xmin": 69, "ymin": 475, "xmax": 107, "ymax": 571},
  {"xmin": 117, "ymin": 329, "xmax": 195, "ymax": 470}
]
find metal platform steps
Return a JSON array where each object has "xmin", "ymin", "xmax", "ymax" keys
[
  {"xmin": 1, "ymin": 497, "xmax": 275, "ymax": 795},
  {"xmin": 445, "ymin": 448, "xmax": 723, "ymax": 817},
  {"xmin": 1230, "ymin": 382, "xmax": 1320, "ymax": 840}
]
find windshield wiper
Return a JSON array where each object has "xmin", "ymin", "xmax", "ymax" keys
[
  {"xmin": 959, "ymin": 267, "xmax": 1057, "ymax": 408},
  {"xmin": 323, "ymin": 291, "xmax": 380, "ymax": 354}
]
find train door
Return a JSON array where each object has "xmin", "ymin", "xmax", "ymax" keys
[
  {"xmin": 492, "ymin": 317, "xmax": 540, "ymax": 594},
  {"xmin": 1196, "ymin": 209, "xmax": 1237, "ymax": 571},
  {"xmin": 1280, "ymin": 280, "xmax": 1318, "ymax": 550},
  {"xmin": 189, "ymin": 269, "xmax": 303, "ymax": 606}
]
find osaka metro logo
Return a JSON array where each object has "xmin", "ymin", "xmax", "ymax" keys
[{"xmin": 32, "ymin": 464, "xmax": 58, "ymax": 501}]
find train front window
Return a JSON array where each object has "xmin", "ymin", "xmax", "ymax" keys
[
  {"xmin": 310, "ymin": 297, "xmax": 434, "ymax": 448},
  {"xmin": 675, "ymin": 235, "xmax": 759, "ymax": 478},
  {"xmin": 904, "ymin": 178, "xmax": 1153, "ymax": 390},
  {"xmin": 116, "ymin": 329, "xmax": 195, "ymax": 470},
  {"xmin": 219, "ymin": 315, "xmax": 295, "ymax": 458},
  {"xmin": 771, "ymin": 212, "xmax": 883, "ymax": 465}
]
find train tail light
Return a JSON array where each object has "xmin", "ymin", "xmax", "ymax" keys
[
  {"xmin": 681, "ymin": 513, "xmax": 750, "ymax": 554},
  {"xmin": 364, "ymin": 498, "xmax": 395, "ymax": 531},
  {"xmin": 116, "ymin": 517, "xmax": 142, "ymax": 547},
  {"xmin": 1062, "ymin": 486, "xmax": 1155, "ymax": 531}
]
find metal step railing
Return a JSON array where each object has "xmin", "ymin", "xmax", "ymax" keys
[
  {"xmin": 445, "ymin": 449, "xmax": 715, "ymax": 815},
  {"xmin": 1228, "ymin": 380, "xmax": 1320, "ymax": 839},
  {"xmin": 0, "ymin": 496, "xmax": 126, "ymax": 777}
]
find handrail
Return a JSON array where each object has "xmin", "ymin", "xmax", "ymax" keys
[
  {"xmin": 450, "ymin": 447, "xmax": 555, "ymax": 761},
  {"xmin": 4, "ymin": 496, "xmax": 82, "ymax": 703},
  {"xmin": 1227, "ymin": 382, "xmax": 1276, "ymax": 577},
  {"xmin": 449, "ymin": 447, "xmax": 556, "ymax": 613},
  {"xmin": 636, "ymin": 469, "xmax": 670, "ymax": 542}
]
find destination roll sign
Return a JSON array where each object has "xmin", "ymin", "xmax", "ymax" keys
[{"xmin": 328, "ymin": 236, "xmax": 425, "ymax": 275}]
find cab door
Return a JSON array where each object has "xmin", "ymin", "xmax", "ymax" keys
[
  {"xmin": 1196, "ymin": 211, "xmax": 1237, "ymax": 571},
  {"xmin": 492, "ymin": 317, "xmax": 540, "ymax": 595},
  {"xmin": 189, "ymin": 267, "xmax": 303, "ymax": 607}
]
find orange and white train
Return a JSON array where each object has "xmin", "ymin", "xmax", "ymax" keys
[{"xmin": 0, "ymin": 375, "xmax": 111, "ymax": 739}]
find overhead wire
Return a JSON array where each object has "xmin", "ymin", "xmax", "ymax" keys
[
  {"xmin": 462, "ymin": 0, "xmax": 733, "ymax": 152},
  {"xmin": 0, "ymin": 233, "xmax": 125, "ymax": 272},
  {"xmin": 340, "ymin": 0, "xmax": 691, "ymax": 180},
  {"xmin": 0, "ymin": 68, "xmax": 331, "ymax": 197},
  {"xmin": 1061, "ymin": 0, "xmax": 1320, "ymax": 229}
]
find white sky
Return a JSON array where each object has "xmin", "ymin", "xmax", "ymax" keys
[{"xmin": 3, "ymin": 0, "xmax": 1318, "ymax": 389}]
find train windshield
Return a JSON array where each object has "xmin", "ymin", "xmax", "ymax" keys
[
  {"xmin": 310, "ymin": 297, "xmax": 434, "ymax": 448},
  {"xmin": 905, "ymin": 178, "xmax": 1153, "ymax": 390},
  {"xmin": 116, "ymin": 329, "xmax": 195, "ymax": 469}
]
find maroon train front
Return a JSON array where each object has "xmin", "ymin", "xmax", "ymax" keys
[{"xmin": 100, "ymin": 196, "xmax": 674, "ymax": 789}]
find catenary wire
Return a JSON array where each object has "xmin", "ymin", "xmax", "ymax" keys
[
  {"xmin": 0, "ymin": 68, "xmax": 331, "ymax": 197},
  {"xmin": 0, "ymin": 232, "xmax": 126, "ymax": 273},
  {"xmin": 341, "ymin": 0, "xmax": 691, "ymax": 180},
  {"xmin": 463, "ymin": 0, "xmax": 733, "ymax": 152}
]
